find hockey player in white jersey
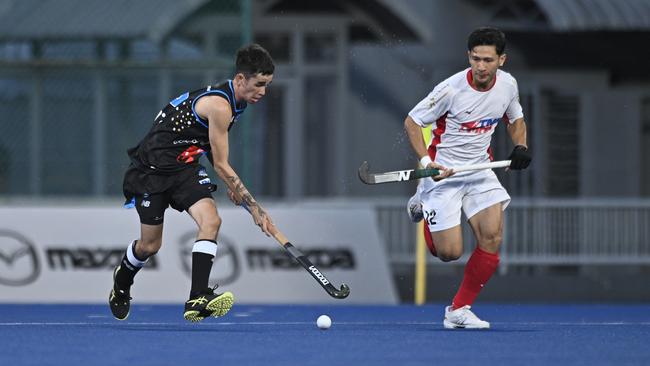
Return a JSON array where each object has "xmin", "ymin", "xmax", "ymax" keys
[{"xmin": 404, "ymin": 27, "xmax": 531, "ymax": 329}]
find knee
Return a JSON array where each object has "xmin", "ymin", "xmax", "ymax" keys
[
  {"xmin": 136, "ymin": 238, "xmax": 161, "ymax": 257},
  {"xmin": 437, "ymin": 248, "xmax": 463, "ymax": 262},
  {"xmin": 200, "ymin": 214, "xmax": 222, "ymax": 237},
  {"xmin": 478, "ymin": 232, "xmax": 502, "ymax": 251}
]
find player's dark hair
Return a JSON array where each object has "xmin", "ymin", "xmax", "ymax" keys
[
  {"xmin": 467, "ymin": 27, "xmax": 506, "ymax": 55},
  {"xmin": 235, "ymin": 43, "xmax": 275, "ymax": 78}
]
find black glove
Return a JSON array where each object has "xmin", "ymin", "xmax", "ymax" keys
[{"xmin": 508, "ymin": 145, "xmax": 531, "ymax": 170}]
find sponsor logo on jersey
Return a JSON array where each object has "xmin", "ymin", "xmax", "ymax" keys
[
  {"xmin": 176, "ymin": 145, "xmax": 206, "ymax": 164},
  {"xmin": 173, "ymin": 139, "xmax": 201, "ymax": 145},
  {"xmin": 459, "ymin": 117, "xmax": 501, "ymax": 134}
]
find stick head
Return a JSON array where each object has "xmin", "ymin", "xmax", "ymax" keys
[
  {"xmin": 358, "ymin": 161, "xmax": 374, "ymax": 184},
  {"xmin": 327, "ymin": 283, "xmax": 350, "ymax": 299}
]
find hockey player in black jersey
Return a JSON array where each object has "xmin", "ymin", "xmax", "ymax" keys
[{"xmin": 110, "ymin": 44, "xmax": 275, "ymax": 322}]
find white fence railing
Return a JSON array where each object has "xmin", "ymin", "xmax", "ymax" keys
[{"xmin": 377, "ymin": 199, "xmax": 650, "ymax": 266}]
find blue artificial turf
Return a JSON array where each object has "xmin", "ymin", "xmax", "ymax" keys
[{"xmin": 1, "ymin": 304, "xmax": 649, "ymax": 366}]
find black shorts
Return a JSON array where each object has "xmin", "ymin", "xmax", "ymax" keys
[{"xmin": 123, "ymin": 164, "xmax": 217, "ymax": 225}]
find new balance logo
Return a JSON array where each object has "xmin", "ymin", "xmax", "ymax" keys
[{"xmin": 398, "ymin": 171, "xmax": 411, "ymax": 181}]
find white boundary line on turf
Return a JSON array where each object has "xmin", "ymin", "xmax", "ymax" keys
[{"xmin": 1, "ymin": 321, "xmax": 650, "ymax": 326}]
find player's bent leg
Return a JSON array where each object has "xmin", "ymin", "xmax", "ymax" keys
[
  {"xmin": 110, "ymin": 190, "xmax": 169, "ymax": 321},
  {"xmin": 419, "ymin": 178, "xmax": 463, "ymax": 257},
  {"xmin": 429, "ymin": 225, "xmax": 463, "ymax": 262},
  {"xmin": 109, "ymin": 225, "xmax": 163, "ymax": 321}
]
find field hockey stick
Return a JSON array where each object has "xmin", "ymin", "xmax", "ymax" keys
[
  {"xmin": 358, "ymin": 160, "xmax": 511, "ymax": 184},
  {"xmin": 240, "ymin": 202, "xmax": 351, "ymax": 299}
]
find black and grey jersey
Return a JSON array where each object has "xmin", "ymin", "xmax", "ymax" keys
[{"xmin": 127, "ymin": 80, "xmax": 246, "ymax": 174}]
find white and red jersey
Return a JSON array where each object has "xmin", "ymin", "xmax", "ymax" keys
[{"xmin": 408, "ymin": 68, "xmax": 524, "ymax": 169}]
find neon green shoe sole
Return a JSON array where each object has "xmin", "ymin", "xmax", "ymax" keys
[{"xmin": 183, "ymin": 291, "xmax": 234, "ymax": 323}]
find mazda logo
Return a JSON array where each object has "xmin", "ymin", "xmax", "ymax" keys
[
  {"xmin": 178, "ymin": 232, "xmax": 240, "ymax": 286},
  {"xmin": 0, "ymin": 230, "xmax": 40, "ymax": 286}
]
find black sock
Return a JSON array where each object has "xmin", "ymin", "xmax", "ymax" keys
[
  {"xmin": 190, "ymin": 240, "xmax": 217, "ymax": 297},
  {"xmin": 115, "ymin": 240, "xmax": 147, "ymax": 290}
]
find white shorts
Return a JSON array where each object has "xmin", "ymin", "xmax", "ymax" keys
[{"xmin": 418, "ymin": 170, "xmax": 511, "ymax": 232}]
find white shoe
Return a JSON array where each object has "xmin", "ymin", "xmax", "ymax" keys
[
  {"xmin": 406, "ymin": 192, "xmax": 423, "ymax": 223},
  {"xmin": 443, "ymin": 305, "xmax": 490, "ymax": 329}
]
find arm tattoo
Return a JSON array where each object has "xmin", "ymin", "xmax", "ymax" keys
[
  {"xmin": 226, "ymin": 175, "xmax": 266, "ymax": 219},
  {"xmin": 226, "ymin": 175, "xmax": 267, "ymax": 224},
  {"xmin": 227, "ymin": 175, "xmax": 256, "ymax": 208}
]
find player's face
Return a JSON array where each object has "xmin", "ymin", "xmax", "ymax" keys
[
  {"xmin": 235, "ymin": 73, "xmax": 273, "ymax": 104},
  {"xmin": 467, "ymin": 45, "xmax": 506, "ymax": 90}
]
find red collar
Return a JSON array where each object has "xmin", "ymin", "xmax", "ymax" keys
[{"xmin": 466, "ymin": 69, "xmax": 497, "ymax": 92}]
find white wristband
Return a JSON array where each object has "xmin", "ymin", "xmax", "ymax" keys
[{"xmin": 419, "ymin": 155, "xmax": 432, "ymax": 168}]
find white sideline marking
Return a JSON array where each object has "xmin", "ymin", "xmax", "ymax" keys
[{"xmin": 1, "ymin": 321, "xmax": 650, "ymax": 326}]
